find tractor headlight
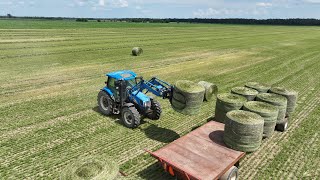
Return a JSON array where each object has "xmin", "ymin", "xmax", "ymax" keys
[{"xmin": 143, "ymin": 101, "xmax": 151, "ymax": 108}]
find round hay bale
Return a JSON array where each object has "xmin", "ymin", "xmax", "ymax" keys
[
  {"xmin": 198, "ymin": 81, "xmax": 218, "ymax": 101},
  {"xmin": 223, "ymin": 110, "xmax": 264, "ymax": 152},
  {"xmin": 243, "ymin": 101, "xmax": 279, "ymax": 138},
  {"xmin": 61, "ymin": 156, "xmax": 119, "ymax": 180},
  {"xmin": 214, "ymin": 93, "xmax": 247, "ymax": 123},
  {"xmin": 231, "ymin": 87, "xmax": 259, "ymax": 101},
  {"xmin": 132, "ymin": 47, "xmax": 143, "ymax": 56},
  {"xmin": 269, "ymin": 87, "xmax": 298, "ymax": 116},
  {"xmin": 245, "ymin": 82, "xmax": 271, "ymax": 93},
  {"xmin": 171, "ymin": 80, "xmax": 205, "ymax": 115},
  {"xmin": 256, "ymin": 93, "xmax": 287, "ymax": 124}
]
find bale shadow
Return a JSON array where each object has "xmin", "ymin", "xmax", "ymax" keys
[
  {"xmin": 136, "ymin": 162, "xmax": 175, "ymax": 180},
  {"xmin": 208, "ymin": 130, "xmax": 226, "ymax": 146},
  {"xmin": 142, "ymin": 124, "xmax": 180, "ymax": 143}
]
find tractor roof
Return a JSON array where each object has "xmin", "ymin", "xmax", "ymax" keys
[{"xmin": 106, "ymin": 70, "xmax": 137, "ymax": 80}]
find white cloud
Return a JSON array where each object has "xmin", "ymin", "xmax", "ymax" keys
[
  {"xmin": 256, "ymin": 2, "xmax": 273, "ymax": 7},
  {"xmin": 303, "ymin": 0, "xmax": 320, "ymax": 3},
  {"xmin": 99, "ymin": 0, "xmax": 105, "ymax": 6},
  {"xmin": 111, "ymin": 0, "xmax": 128, "ymax": 7},
  {"xmin": 193, "ymin": 8, "xmax": 246, "ymax": 17}
]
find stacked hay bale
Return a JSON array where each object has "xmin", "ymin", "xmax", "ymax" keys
[
  {"xmin": 223, "ymin": 110, "xmax": 264, "ymax": 152},
  {"xmin": 256, "ymin": 93, "xmax": 287, "ymax": 125},
  {"xmin": 132, "ymin": 47, "xmax": 143, "ymax": 56},
  {"xmin": 245, "ymin": 82, "xmax": 271, "ymax": 93},
  {"xmin": 231, "ymin": 87, "xmax": 259, "ymax": 101},
  {"xmin": 269, "ymin": 87, "xmax": 298, "ymax": 117},
  {"xmin": 214, "ymin": 93, "xmax": 247, "ymax": 123},
  {"xmin": 61, "ymin": 156, "xmax": 119, "ymax": 180},
  {"xmin": 198, "ymin": 81, "xmax": 218, "ymax": 101},
  {"xmin": 243, "ymin": 101, "xmax": 279, "ymax": 138},
  {"xmin": 171, "ymin": 80, "xmax": 205, "ymax": 115}
]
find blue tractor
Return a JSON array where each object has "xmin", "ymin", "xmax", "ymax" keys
[{"xmin": 98, "ymin": 70, "xmax": 173, "ymax": 128}]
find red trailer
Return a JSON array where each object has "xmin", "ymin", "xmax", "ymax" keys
[{"xmin": 147, "ymin": 121, "xmax": 245, "ymax": 180}]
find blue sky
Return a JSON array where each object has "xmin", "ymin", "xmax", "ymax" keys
[{"xmin": 1, "ymin": 0, "xmax": 320, "ymax": 18}]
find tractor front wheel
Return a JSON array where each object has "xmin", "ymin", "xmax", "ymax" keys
[
  {"xmin": 98, "ymin": 91, "xmax": 113, "ymax": 115},
  {"xmin": 121, "ymin": 106, "xmax": 141, "ymax": 128},
  {"xmin": 148, "ymin": 100, "xmax": 162, "ymax": 120}
]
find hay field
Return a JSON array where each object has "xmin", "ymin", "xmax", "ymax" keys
[{"xmin": 0, "ymin": 20, "xmax": 319, "ymax": 179}]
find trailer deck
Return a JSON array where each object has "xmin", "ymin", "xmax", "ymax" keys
[{"xmin": 149, "ymin": 121, "xmax": 245, "ymax": 180}]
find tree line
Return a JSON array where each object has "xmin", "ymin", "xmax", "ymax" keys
[{"xmin": 1, "ymin": 15, "xmax": 320, "ymax": 26}]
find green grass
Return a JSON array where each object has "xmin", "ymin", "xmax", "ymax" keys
[{"xmin": 0, "ymin": 20, "xmax": 319, "ymax": 179}]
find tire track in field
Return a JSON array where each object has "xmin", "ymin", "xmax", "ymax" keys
[{"xmin": 284, "ymin": 132, "xmax": 319, "ymax": 179}]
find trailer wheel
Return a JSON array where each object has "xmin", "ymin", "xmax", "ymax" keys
[
  {"xmin": 121, "ymin": 106, "xmax": 141, "ymax": 128},
  {"xmin": 275, "ymin": 119, "xmax": 288, "ymax": 132},
  {"xmin": 98, "ymin": 91, "xmax": 113, "ymax": 115},
  {"xmin": 220, "ymin": 166, "xmax": 238, "ymax": 180}
]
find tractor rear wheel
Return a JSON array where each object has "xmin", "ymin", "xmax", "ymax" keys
[
  {"xmin": 98, "ymin": 91, "xmax": 113, "ymax": 115},
  {"xmin": 121, "ymin": 106, "xmax": 141, "ymax": 128},
  {"xmin": 148, "ymin": 100, "xmax": 162, "ymax": 120}
]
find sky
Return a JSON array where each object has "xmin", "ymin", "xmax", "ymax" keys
[{"xmin": 1, "ymin": 0, "xmax": 320, "ymax": 19}]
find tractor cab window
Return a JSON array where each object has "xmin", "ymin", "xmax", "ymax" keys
[
  {"xmin": 127, "ymin": 79, "xmax": 137, "ymax": 88},
  {"xmin": 107, "ymin": 77, "xmax": 116, "ymax": 89},
  {"xmin": 107, "ymin": 77, "xmax": 118, "ymax": 98}
]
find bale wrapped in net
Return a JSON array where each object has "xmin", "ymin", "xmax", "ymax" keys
[
  {"xmin": 198, "ymin": 81, "xmax": 218, "ymax": 102},
  {"xmin": 231, "ymin": 87, "xmax": 259, "ymax": 101},
  {"xmin": 132, "ymin": 47, "xmax": 143, "ymax": 56},
  {"xmin": 61, "ymin": 156, "xmax": 119, "ymax": 180},
  {"xmin": 245, "ymin": 82, "xmax": 271, "ymax": 93},
  {"xmin": 171, "ymin": 80, "xmax": 205, "ymax": 115},
  {"xmin": 214, "ymin": 93, "xmax": 247, "ymax": 123},
  {"xmin": 223, "ymin": 110, "xmax": 264, "ymax": 152},
  {"xmin": 256, "ymin": 93, "xmax": 287, "ymax": 124},
  {"xmin": 269, "ymin": 87, "xmax": 298, "ymax": 116},
  {"xmin": 243, "ymin": 101, "xmax": 279, "ymax": 138}
]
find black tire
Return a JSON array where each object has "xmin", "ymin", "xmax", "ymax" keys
[
  {"xmin": 275, "ymin": 118, "xmax": 288, "ymax": 132},
  {"xmin": 121, "ymin": 106, "xmax": 141, "ymax": 128},
  {"xmin": 220, "ymin": 166, "xmax": 239, "ymax": 180},
  {"xmin": 97, "ymin": 91, "xmax": 113, "ymax": 115},
  {"xmin": 147, "ymin": 100, "xmax": 162, "ymax": 120}
]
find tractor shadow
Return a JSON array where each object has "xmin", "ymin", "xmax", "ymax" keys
[{"xmin": 141, "ymin": 124, "xmax": 180, "ymax": 143}]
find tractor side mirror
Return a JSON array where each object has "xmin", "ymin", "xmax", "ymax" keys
[{"xmin": 135, "ymin": 76, "xmax": 143, "ymax": 84}]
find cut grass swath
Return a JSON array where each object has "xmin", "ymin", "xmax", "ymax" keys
[{"xmin": 60, "ymin": 156, "xmax": 119, "ymax": 180}]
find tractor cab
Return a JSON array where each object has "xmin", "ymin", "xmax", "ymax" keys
[
  {"xmin": 104, "ymin": 70, "xmax": 151, "ymax": 109},
  {"xmin": 106, "ymin": 70, "xmax": 137, "ymax": 98}
]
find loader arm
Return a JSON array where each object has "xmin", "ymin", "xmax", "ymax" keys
[{"xmin": 130, "ymin": 77, "xmax": 173, "ymax": 100}]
